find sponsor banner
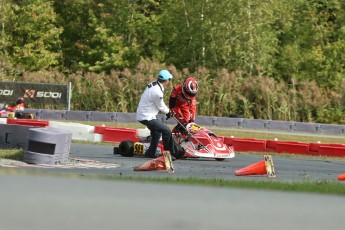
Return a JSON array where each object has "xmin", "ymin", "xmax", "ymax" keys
[{"xmin": 0, "ymin": 81, "xmax": 69, "ymax": 108}]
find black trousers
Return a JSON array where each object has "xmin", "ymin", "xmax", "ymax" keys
[{"xmin": 139, "ymin": 119, "xmax": 175, "ymax": 157}]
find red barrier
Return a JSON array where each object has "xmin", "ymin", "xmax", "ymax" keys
[
  {"xmin": 276, "ymin": 141, "xmax": 310, "ymax": 155},
  {"xmin": 318, "ymin": 145, "xmax": 345, "ymax": 157},
  {"xmin": 266, "ymin": 140, "xmax": 279, "ymax": 152},
  {"xmin": 308, "ymin": 142, "xmax": 322, "ymax": 156},
  {"xmin": 6, "ymin": 118, "xmax": 49, "ymax": 127},
  {"xmin": 309, "ymin": 143, "xmax": 345, "ymax": 156},
  {"xmin": 94, "ymin": 125, "xmax": 107, "ymax": 134},
  {"xmin": 102, "ymin": 127, "xmax": 139, "ymax": 143},
  {"xmin": 309, "ymin": 142, "xmax": 321, "ymax": 153},
  {"xmin": 222, "ymin": 136, "xmax": 234, "ymax": 146},
  {"xmin": 322, "ymin": 143, "xmax": 345, "ymax": 148},
  {"xmin": 220, "ymin": 136, "xmax": 345, "ymax": 157},
  {"xmin": 232, "ymin": 138, "xmax": 267, "ymax": 152}
]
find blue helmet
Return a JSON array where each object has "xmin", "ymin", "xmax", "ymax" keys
[{"xmin": 158, "ymin": 70, "xmax": 173, "ymax": 81}]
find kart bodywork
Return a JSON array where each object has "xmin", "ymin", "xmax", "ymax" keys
[
  {"xmin": 0, "ymin": 110, "xmax": 15, "ymax": 118},
  {"xmin": 0, "ymin": 104, "xmax": 35, "ymax": 119},
  {"xmin": 173, "ymin": 123, "xmax": 235, "ymax": 161}
]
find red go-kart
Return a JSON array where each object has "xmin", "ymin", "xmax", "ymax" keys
[{"xmin": 114, "ymin": 122, "xmax": 235, "ymax": 161}]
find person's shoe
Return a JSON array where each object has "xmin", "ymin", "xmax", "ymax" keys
[
  {"xmin": 144, "ymin": 151, "xmax": 156, "ymax": 158},
  {"xmin": 146, "ymin": 151, "xmax": 176, "ymax": 161},
  {"xmin": 153, "ymin": 153, "xmax": 160, "ymax": 157}
]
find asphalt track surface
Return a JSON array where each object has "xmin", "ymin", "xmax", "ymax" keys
[{"xmin": 1, "ymin": 143, "xmax": 345, "ymax": 230}]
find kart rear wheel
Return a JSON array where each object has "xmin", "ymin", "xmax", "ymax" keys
[
  {"xmin": 215, "ymin": 158, "xmax": 225, "ymax": 161},
  {"xmin": 173, "ymin": 141, "xmax": 185, "ymax": 159},
  {"xmin": 119, "ymin": 140, "xmax": 135, "ymax": 157},
  {"xmin": 113, "ymin": 147, "xmax": 120, "ymax": 155}
]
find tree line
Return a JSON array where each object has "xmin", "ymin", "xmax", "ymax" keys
[{"xmin": 1, "ymin": 0, "xmax": 345, "ymax": 123}]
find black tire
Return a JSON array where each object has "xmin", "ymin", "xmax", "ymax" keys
[
  {"xmin": 119, "ymin": 140, "xmax": 135, "ymax": 157},
  {"xmin": 113, "ymin": 147, "xmax": 120, "ymax": 155},
  {"xmin": 172, "ymin": 140, "xmax": 185, "ymax": 159},
  {"xmin": 215, "ymin": 158, "xmax": 226, "ymax": 161},
  {"xmin": 14, "ymin": 111, "xmax": 24, "ymax": 119}
]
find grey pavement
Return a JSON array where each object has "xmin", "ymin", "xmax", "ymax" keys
[
  {"xmin": 0, "ymin": 173, "xmax": 344, "ymax": 230},
  {"xmin": 1, "ymin": 143, "xmax": 345, "ymax": 230}
]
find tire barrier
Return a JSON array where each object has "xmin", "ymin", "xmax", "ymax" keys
[
  {"xmin": 0, "ymin": 124, "xmax": 36, "ymax": 149},
  {"xmin": 23, "ymin": 127, "xmax": 72, "ymax": 164}
]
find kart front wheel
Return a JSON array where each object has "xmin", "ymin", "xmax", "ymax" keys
[
  {"xmin": 119, "ymin": 140, "xmax": 135, "ymax": 157},
  {"xmin": 173, "ymin": 141, "xmax": 185, "ymax": 159}
]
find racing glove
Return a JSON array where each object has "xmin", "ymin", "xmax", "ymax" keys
[
  {"xmin": 175, "ymin": 123, "xmax": 188, "ymax": 136},
  {"xmin": 166, "ymin": 110, "xmax": 173, "ymax": 120}
]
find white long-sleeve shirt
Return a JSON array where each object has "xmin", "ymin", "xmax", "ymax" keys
[{"xmin": 136, "ymin": 81, "xmax": 170, "ymax": 121}]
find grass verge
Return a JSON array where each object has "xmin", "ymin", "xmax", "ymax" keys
[
  {"xmin": 103, "ymin": 175, "xmax": 345, "ymax": 196},
  {"xmin": 0, "ymin": 149, "xmax": 24, "ymax": 161},
  {"xmin": 1, "ymin": 167, "xmax": 344, "ymax": 196}
]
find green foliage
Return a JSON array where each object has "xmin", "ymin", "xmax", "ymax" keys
[
  {"xmin": 3, "ymin": 59, "xmax": 345, "ymax": 124},
  {"xmin": 274, "ymin": 0, "xmax": 345, "ymax": 88},
  {"xmin": 2, "ymin": 0, "xmax": 345, "ymax": 85},
  {"xmin": 6, "ymin": 0, "xmax": 62, "ymax": 71},
  {"xmin": 2, "ymin": 0, "xmax": 345, "ymax": 123}
]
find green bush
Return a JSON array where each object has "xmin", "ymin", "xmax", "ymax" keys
[{"xmin": 1, "ymin": 59, "xmax": 344, "ymax": 124}]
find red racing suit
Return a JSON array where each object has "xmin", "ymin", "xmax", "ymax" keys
[
  {"xmin": 7, "ymin": 103, "xmax": 25, "ymax": 112},
  {"xmin": 169, "ymin": 85, "xmax": 197, "ymax": 124}
]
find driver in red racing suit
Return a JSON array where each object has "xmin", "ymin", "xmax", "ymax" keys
[
  {"xmin": 169, "ymin": 77, "xmax": 199, "ymax": 134},
  {"xmin": 6, "ymin": 97, "xmax": 26, "ymax": 118}
]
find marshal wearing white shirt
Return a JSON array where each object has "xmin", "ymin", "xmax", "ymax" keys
[
  {"xmin": 136, "ymin": 80, "xmax": 170, "ymax": 121},
  {"xmin": 136, "ymin": 69, "xmax": 176, "ymax": 159}
]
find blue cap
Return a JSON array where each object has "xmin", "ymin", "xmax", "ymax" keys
[{"xmin": 158, "ymin": 70, "xmax": 173, "ymax": 81}]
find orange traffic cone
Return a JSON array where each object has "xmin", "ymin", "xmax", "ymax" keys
[
  {"xmin": 133, "ymin": 156, "xmax": 166, "ymax": 171},
  {"xmin": 338, "ymin": 173, "xmax": 345, "ymax": 181},
  {"xmin": 235, "ymin": 155, "xmax": 276, "ymax": 177}
]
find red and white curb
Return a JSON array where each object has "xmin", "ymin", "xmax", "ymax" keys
[{"xmin": 0, "ymin": 158, "xmax": 120, "ymax": 169}]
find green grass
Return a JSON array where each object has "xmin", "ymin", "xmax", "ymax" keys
[
  {"xmin": 103, "ymin": 176, "xmax": 345, "ymax": 195},
  {"xmin": 0, "ymin": 149, "xmax": 24, "ymax": 161},
  {"xmin": 1, "ymin": 167, "xmax": 344, "ymax": 195}
]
